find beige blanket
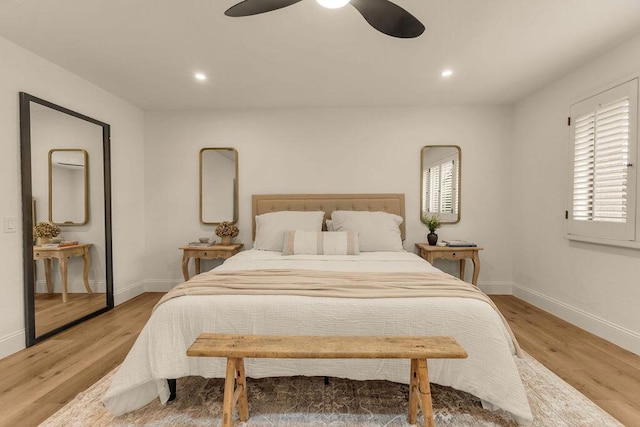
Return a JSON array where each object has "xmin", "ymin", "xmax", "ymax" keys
[{"xmin": 156, "ymin": 268, "xmax": 521, "ymax": 355}]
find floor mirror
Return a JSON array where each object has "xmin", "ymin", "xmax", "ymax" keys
[{"xmin": 19, "ymin": 92, "xmax": 113, "ymax": 346}]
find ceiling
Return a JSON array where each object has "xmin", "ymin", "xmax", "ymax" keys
[{"xmin": 1, "ymin": 0, "xmax": 640, "ymax": 110}]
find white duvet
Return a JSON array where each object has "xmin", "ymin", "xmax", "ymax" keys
[{"xmin": 104, "ymin": 250, "xmax": 533, "ymax": 424}]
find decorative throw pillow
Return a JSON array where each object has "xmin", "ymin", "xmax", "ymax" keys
[
  {"xmin": 254, "ymin": 211, "xmax": 324, "ymax": 251},
  {"xmin": 282, "ymin": 230, "xmax": 360, "ymax": 255},
  {"xmin": 331, "ymin": 210, "xmax": 403, "ymax": 252}
]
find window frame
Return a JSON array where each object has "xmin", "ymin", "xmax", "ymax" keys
[{"xmin": 566, "ymin": 77, "xmax": 640, "ymax": 247}]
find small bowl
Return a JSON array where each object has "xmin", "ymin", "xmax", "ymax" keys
[
  {"xmin": 199, "ymin": 237, "xmax": 210, "ymax": 243},
  {"xmin": 51, "ymin": 237, "xmax": 63, "ymax": 243}
]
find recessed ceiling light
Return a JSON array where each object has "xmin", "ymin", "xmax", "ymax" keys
[
  {"xmin": 194, "ymin": 72, "xmax": 207, "ymax": 81},
  {"xmin": 441, "ymin": 69, "xmax": 453, "ymax": 78},
  {"xmin": 316, "ymin": 0, "xmax": 351, "ymax": 9}
]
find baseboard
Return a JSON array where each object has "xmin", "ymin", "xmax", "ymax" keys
[
  {"xmin": 0, "ymin": 329, "xmax": 25, "ymax": 359},
  {"xmin": 35, "ymin": 280, "xmax": 107, "ymax": 294},
  {"xmin": 144, "ymin": 279, "xmax": 180, "ymax": 293},
  {"xmin": 513, "ymin": 282, "xmax": 640, "ymax": 356},
  {"xmin": 478, "ymin": 281, "xmax": 513, "ymax": 295},
  {"xmin": 114, "ymin": 280, "xmax": 146, "ymax": 306},
  {"xmin": 104, "ymin": 279, "xmax": 178, "ymax": 306}
]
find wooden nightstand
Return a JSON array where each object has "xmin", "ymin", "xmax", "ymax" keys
[
  {"xmin": 415, "ymin": 243, "xmax": 483, "ymax": 286},
  {"xmin": 180, "ymin": 243, "xmax": 244, "ymax": 281}
]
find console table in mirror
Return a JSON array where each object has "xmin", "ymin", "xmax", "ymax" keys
[
  {"xmin": 420, "ymin": 145, "xmax": 461, "ymax": 224},
  {"xmin": 200, "ymin": 147, "xmax": 238, "ymax": 224}
]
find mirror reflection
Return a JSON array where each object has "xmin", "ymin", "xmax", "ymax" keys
[
  {"xmin": 200, "ymin": 147, "xmax": 238, "ymax": 224},
  {"xmin": 421, "ymin": 145, "xmax": 461, "ymax": 224},
  {"xmin": 21, "ymin": 93, "xmax": 113, "ymax": 344},
  {"xmin": 49, "ymin": 149, "xmax": 88, "ymax": 225}
]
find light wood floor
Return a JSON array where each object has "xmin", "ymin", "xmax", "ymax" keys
[
  {"xmin": 35, "ymin": 292, "xmax": 107, "ymax": 337},
  {"xmin": 0, "ymin": 294, "xmax": 638, "ymax": 427},
  {"xmin": 492, "ymin": 295, "xmax": 640, "ymax": 427},
  {"xmin": 0, "ymin": 292, "xmax": 163, "ymax": 427}
]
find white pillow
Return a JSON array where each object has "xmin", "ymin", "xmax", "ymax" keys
[
  {"xmin": 325, "ymin": 219, "xmax": 334, "ymax": 231},
  {"xmin": 254, "ymin": 211, "xmax": 324, "ymax": 251},
  {"xmin": 282, "ymin": 230, "xmax": 359, "ymax": 255},
  {"xmin": 331, "ymin": 210, "xmax": 403, "ymax": 252}
]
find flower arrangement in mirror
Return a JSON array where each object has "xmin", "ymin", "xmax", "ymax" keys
[
  {"xmin": 215, "ymin": 221, "xmax": 239, "ymax": 245},
  {"xmin": 33, "ymin": 221, "xmax": 61, "ymax": 245},
  {"xmin": 422, "ymin": 214, "xmax": 441, "ymax": 246}
]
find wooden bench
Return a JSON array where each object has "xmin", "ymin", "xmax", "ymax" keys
[{"xmin": 186, "ymin": 333, "xmax": 467, "ymax": 427}]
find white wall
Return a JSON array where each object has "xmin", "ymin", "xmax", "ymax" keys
[
  {"xmin": 0, "ymin": 36, "xmax": 146, "ymax": 358},
  {"xmin": 512, "ymin": 33, "xmax": 640, "ymax": 354},
  {"xmin": 144, "ymin": 107, "xmax": 514, "ymax": 292}
]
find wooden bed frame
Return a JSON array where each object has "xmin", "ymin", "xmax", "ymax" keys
[{"xmin": 252, "ymin": 193, "xmax": 406, "ymax": 240}]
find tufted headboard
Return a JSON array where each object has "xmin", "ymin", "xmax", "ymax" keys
[{"xmin": 252, "ymin": 193, "xmax": 405, "ymax": 240}]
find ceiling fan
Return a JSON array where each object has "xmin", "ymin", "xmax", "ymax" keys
[{"xmin": 224, "ymin": 0, "xmax": 425, "ymax": 39}]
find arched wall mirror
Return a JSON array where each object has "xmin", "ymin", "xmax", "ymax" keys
[
  {"xmin": 200, "ymin": 147, "xmax": 239, "ymax": 224},
  {"xmin": 420, "ymin": 145, "xmax": 461, "ymax": 224},
  {"xmin": 19, "ymin": 92, "xmax": 113, "ymax": 346},
  {"xmin": 49, "ymin": 148, "xmax": 89, "ymax": 225}
]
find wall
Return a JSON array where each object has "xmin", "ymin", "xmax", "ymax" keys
[
  {"xmin": 144, "ymin": 107, "xmax": 514, "ymax": 293},
  {"xmin": 512, "ymin": 33, "xmax": 640, "ymax": 354},
  {"xmin": 0, "ymin": 36, "xmax": 146, "ymax": 359}
]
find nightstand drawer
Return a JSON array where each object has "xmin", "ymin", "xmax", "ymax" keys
[{"xmin": 440, "ymin": 251, "xmax": 461, "ymax": 260}]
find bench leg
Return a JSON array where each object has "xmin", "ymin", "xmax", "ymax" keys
[
  {"xmin": 222, "ymin": 358, "xmax": 237, "ymax": 427},
  {"xmin": 408, "ymin": 359, "xmax": 419, "ymax": 424},
  {"xmin": 417, "ymin": 359, "xmax": 435, "ymax": 427},
  {"xmin": 222, "ymin": 357, "xmax": 250, "ymax": 427},
  {"xmin": 236, "ymin": 358, "xmax": 249, "ymax": 422}
]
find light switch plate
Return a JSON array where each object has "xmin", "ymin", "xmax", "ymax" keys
[{"xmin": 4, "ymin": 216, "xmax": 16, "ymax": 233}]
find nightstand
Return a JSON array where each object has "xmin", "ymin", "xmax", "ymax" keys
[
  {"xmin": 180, "ymin": 243, "xmax": 244, "ymax": 281},
  {"xmin": 415, "ymin": 243, "xmax": 483, "ymax": 286}
]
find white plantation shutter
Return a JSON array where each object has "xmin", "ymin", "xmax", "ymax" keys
[
  {"xmin": 423, "ymin": 157, "xmax": 458, "ymax": 218},
  {"xmin": 568, "ymin": 79, "xmax": 638, "ymax": 241},
  {"xmin": 422, "ymin": 169, "xmax": 429, "ymax": 216},
  {"xmin": 440, "ymin": 160, "xmax": 454, "ymax": 213},
  {"xmin": 428, "ymin": 164, "xmax": 440, "ymax": 213}
]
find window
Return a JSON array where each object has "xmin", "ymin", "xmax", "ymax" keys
[{"xmin": 567, "ymin": 78, "xmax": 638, "ymax": 243}]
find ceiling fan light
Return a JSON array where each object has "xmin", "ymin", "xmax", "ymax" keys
[{"xmin": 316, "ymin": 0, "xmax": 351, "ymax": 9}]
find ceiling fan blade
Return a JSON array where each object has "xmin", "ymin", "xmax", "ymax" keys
[
  {"xmin": 225, "ymin": 0, "xmax": 304, "ymax": 17},
  {"xmin": 350, "ymin": 0, "xmax": 425, "ymax": 38}
]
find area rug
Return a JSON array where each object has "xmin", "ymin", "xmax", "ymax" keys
[{"xmin": 41, "ymin": 352, "xmax": 621, "ymax": 426}]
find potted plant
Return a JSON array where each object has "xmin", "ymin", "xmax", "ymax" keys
[
  {"xmin": 33, "ymin": 221, "xmax": 61, "ymax": 245},
  {"xmin": 215, "ymin": 221, "xmax": 239, "ymax": 245},
  {"xmin": 422, "ymin": 214, "xmax": 441, "ymax": 246}
]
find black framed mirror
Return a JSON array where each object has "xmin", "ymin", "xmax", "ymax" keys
[{"xmin": 19, "ymin": 92, "xmax": 113, "ymax": 346}]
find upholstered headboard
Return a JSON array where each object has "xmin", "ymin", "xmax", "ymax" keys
[{"xmin": 252, "ymin": 193, "xmax": 406, "ymax": 240}]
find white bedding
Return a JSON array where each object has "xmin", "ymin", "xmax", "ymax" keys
[{"xmin": 104, "ymin": 250, "xmax": 533, "ymax": 424}]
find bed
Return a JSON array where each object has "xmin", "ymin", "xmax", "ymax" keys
[{"xmin": 103, "ymin": 194, "xmax": 533, "ymax": 424}]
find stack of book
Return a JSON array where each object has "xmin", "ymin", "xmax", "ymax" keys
[
  {"xmin": 442, "ymin": 240, "xmax": 477, "ymax": 247},
  {"xmin": 41, "ymin": 240, "xmax": 79, "ymax": 248}
]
